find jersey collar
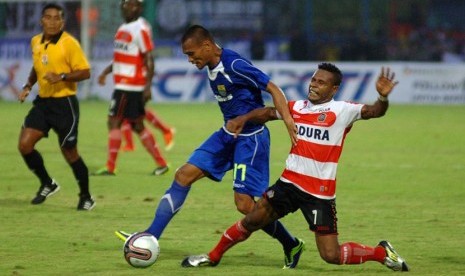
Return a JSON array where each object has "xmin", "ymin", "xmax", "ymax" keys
[{"xmin": 41, "ymin": 31, "xmax": 64, "ymax": 45}]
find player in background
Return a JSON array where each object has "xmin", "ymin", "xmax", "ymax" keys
[
  {"xmin": 93, "ymin": 0, "xmax": 169, "ymax": 176},
  {"xmin": 0, "ymin": 63, "xmax": 21, "ymax": 98},
  {"xmin": 117, "ymin": 24, "xmax": 306, "ymax": 269},
  {"xmin": 18, "ymin": 3, "xmax": 95, "ymax": 210},
  {"xmin": 120, "ymin": 108, "xmax": 175, "ymax": 152},
  {"xmin": 182, "ymin": 63, "xmax": 409, "ymax": 271}
]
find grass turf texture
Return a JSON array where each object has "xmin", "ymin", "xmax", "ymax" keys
[{"xmin": 1, "ymin": 101, "xmax": 464, "ymax": 275}]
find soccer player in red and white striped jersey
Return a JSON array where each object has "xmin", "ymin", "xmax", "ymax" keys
[
  {"xmin": 182, "ymin": 63, "xmax": 409, "ymax": 271},
  {"xmin": 94, "ymin": 0, "xmax": 170, "ymax": 176}
]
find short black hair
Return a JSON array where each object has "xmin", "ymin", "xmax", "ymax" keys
[
  {"xmin": 181, "ymin": 25, "xmax": 214, "ymax": 44},
  {"xmin": 42, "ymin": 3, "xmax": 65, "ymax": 18},
  {"xmin": 318, "ymin": 62, "xmax": 342, "ymax": 85}
]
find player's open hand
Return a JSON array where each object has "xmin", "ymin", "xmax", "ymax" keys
[{"xmin": 376, "ymin": 67, "xmax": 398, "ymax": 97}]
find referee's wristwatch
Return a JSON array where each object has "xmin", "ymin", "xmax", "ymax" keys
[{"xmin": 60, "ymin": 73, "xmax": 67, "ymax": 81}]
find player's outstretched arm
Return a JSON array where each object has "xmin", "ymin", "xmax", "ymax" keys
[
  {"xmin": 266, "ymin": 81, "xmax": 297, "ymax": 145},
  {"xmin": 361, "ymin": 67, "xmax": 399, "ymax": 120}
]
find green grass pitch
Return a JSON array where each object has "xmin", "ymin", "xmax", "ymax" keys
[{"xmin": 1, "ymin": 101, "xmax": 465, "ymax": 275}]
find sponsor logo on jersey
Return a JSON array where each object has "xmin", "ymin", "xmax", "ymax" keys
[
  {"xmin": 297, "ymin": 125, "xmax": 329, "ymax": 141},
  {"xmin": 114, "ymin": 41, "xmax": 129, "ymax": 51},
  {"xmin": 293, "ymin": 111, "xmax": 336, "ymax": 127},
  {"xmin": 320, "ymin": 185, "xmax": 328, "ymax": 192},
  {"xmin": 214, "ymin": 94, "xmax": 233, "ymax": 102}
]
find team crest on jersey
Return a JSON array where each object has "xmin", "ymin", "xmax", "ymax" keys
[
  {"xmin": 318, "ymin": 113, "xmax": 327, "ymax": 122},
  {"xmin": 41, "ymin": 54, "xmax": 48, "ymax": 65},
  {"xmin": 301, "ymin": 111, "xmax": 336, "ymax": 127},
  {"xmin": 266, "ymin": 190, "xmax": 274, "ymax": 198},
  {"xmin": 217, "ymin": 85, "xmax": 227, "ymax": 96}
]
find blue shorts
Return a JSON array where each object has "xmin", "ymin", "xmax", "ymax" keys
[{"xmin": 187, "ymin": 127, "xmax": 270, "ymax": 197}]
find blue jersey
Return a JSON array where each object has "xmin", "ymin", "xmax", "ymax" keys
[
  {"xmin": 187, "ymin": 48, "xmax": 273, "ymax": 196},
  {"xmin": 207, "ymin": 48, "xmax": 270, "ymax": 134}
]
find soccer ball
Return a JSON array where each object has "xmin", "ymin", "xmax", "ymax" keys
[{"xmin": 123, "ymin": 232, "xmax": 160, "ymax": 268}]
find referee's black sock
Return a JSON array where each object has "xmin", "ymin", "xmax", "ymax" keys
[
  {"xmin": 70, "ymin": 157, "xmax": 90, "ymax": 198},
  {"xmin": 22, "ymin": 149, "xmax": 52, "ymax": 186}
]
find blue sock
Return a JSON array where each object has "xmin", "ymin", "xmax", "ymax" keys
[
  {"xmin": 145, "ymin": 181, "xmax": 190, "ymax": 239},
  {"xmin": 262, "ymin": 220, "xmax": 298, "ymax": 252}
]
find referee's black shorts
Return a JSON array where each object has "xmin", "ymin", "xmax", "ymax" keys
[{"xmin": 23, "ymin": 95, "xmax": 80, "ymax": 148}]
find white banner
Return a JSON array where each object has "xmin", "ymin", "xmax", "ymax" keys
[{"xmin": 1, "ymin": 59, "xmax": 465, "ymax": 104}]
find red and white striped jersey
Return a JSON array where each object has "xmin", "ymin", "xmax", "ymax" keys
[
  {"xmin": 113, "ymin": 17, "xmax": 154, "ymax": 92},
  {"xmin": 280, "ymin": 99, "xmax": 364, "ymax": 199}
]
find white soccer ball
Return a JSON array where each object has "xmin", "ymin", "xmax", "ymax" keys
[{"xmin": 123, "ymin": 232, "xmax": 160, "ymax": 268}]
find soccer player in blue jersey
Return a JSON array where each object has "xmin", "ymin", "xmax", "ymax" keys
[{"xmin": 117, "ymin": 25, "xmax": 304, "ymax": 268}]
